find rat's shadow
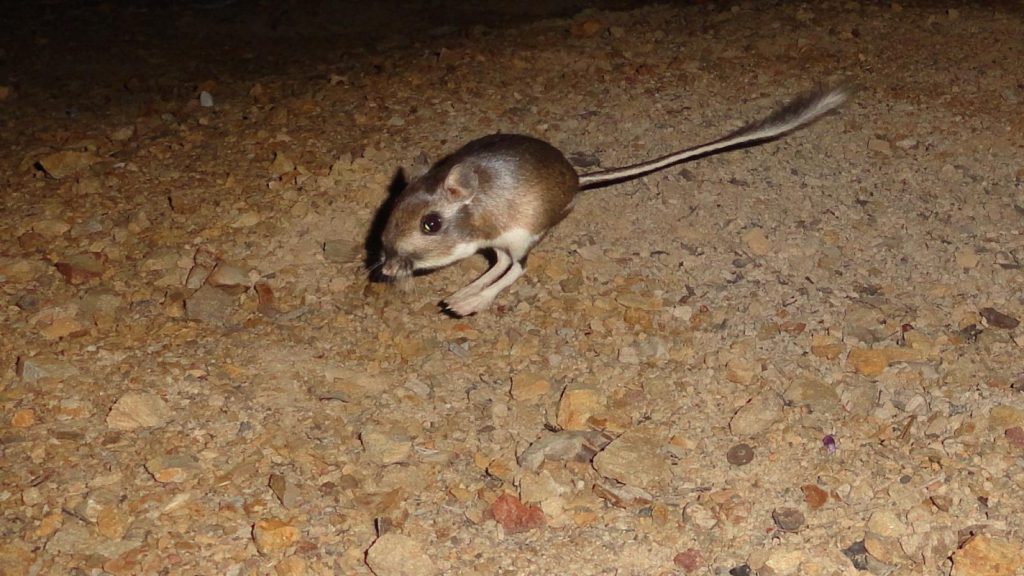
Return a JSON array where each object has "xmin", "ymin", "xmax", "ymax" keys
[{"xmin": 364, "ymin": 168, "xmax": 408, "ymax": 283}]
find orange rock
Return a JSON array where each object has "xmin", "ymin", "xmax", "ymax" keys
[
  {"xmin": 801, "ymin": 484, "xmax": 829, "ymax": 509},
  {"xmin": 847, "ymin": 347, "xmax": 888, "ymax": 376},
  {"xmin": 253, "ymin": 518, "xmax": 300, "ymax": 555},
  {"xmin": 10, "ymin": 409, "xmax": 36, "ymax": 428}
]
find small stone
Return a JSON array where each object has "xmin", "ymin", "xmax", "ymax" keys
[
  {"xmin": 269, "ymin": 152, "xmax": 296, "ymax": 176},
  {"xmin": 37, "ymin": 150, "xmax": 100, "ymax": 179},
  {"xmin": 729, "ymin": 565, "xmax": 752, "ymax": 576},
  {"xmin": 729, "ymin": 391, "xmax": 784, "ymax": 436},
  {"xmin": 556, "ymin": 386, "xmax": 604, "ymax": 430},
  {"xmin": 683, "ymin": 501, "xmax": 718, "ymax": 530},
  {"xmin": 726, "ymin": 443, "xmax": 754, "ymax": 466},
  {"xmin": 742, "ymin": 228, "xmax": 771, "ymax": 256},
  {"xmin": 55, "ymin": 252, "xmax": 106, "ymax": 284},
  {"xmin": 360, "ymin": 427, "xmax": 412, "ymax": 465},
  {"xmin": 801, "ymin": 484, "xmax": 828, "ymax": 509},
  {"xmin": 592, "ymin": 429, "xmax": 671, "ymax": 491},
  {"xmin": 491, "ymin": 493, "xmax": 545, "ymax": 534},
  {"xmin": 866, "ymin": 510, "xmax": 906, "ymax": 538},
  {"xmin": 207, "ymin": 263, "xmax": 251, "ymax": 294},
  {"xmin": 96, "ymin": 506, "xmax": 129, "ymax": 540},
  {"xmin": 269, "ymin": 474, "xmax": 301, "ymax": 509},
  {"xmin": 772, "ymin": 507, "xmax": 805, "ymax": 532},
  {"xmin": 726, "ymin": 357, "xmax": 758, "ymax": 385},
  {"xmin": 847, "ymin": 347, "xmax": 888, "ymax": 376},
  {"xmin": 570, "ymin": 18, "xmax": 604, "ymax": 38},
  {"xmin": 951, "ymin": 534, "xmax": 1024, "ymax": 576},
  {"xmin": 106, "ymin": 392, "xmax": 171, "ymax": 430},
  {"xmin": 979, "ymin": 307, "xmax": 1019, "ymax": 330},
  {"xmin": 784, "ymin": 379, "xmax": 840, "ymax": 412},
  {"xmin": 145, "ymin": 454, "xmax": 200, "ymax": 483},
  {"xmin": 365, "ymin": 533, "xmax": 437, "ymax": 576},
  {"xmin": 0, "ymin": 257, "xmax": 51, "ymax": 282},
  {"xmin": 253, "ymin": 518, "xmax": 300, "ymax": 555},
  {"xmin": 867, "ymin": 137, "xmax": 893, "ymax": 155},
  {"xmin": 956, "ymin": 247, "xmax": 980, "ymax": 269},
  {"xmin": 510, "ymin": 372, "xmax": 551, "ymax": 401},
  {"xmin": 275, "ymin": 556, "xmax": 308, "ymax": 576},
  {"xmin": 592, "ymin": 480, "xmax": 654, "ymax": 508},
  {"xmin": 1006, "ymin": 427, "xmax": 1024, "ymax": 450},
  {"xmin": 989, "ymin": 405, "xmax": 1024, "ymax": 429},
  {"xmin": 185, "ymin": 284, "xmax": 236, "ymax": 325},
  {"xmin": 110, "ymin": 125, "xmax": 135, "ymax": 141},
  {"xmin": 673, "ymin": 548, "xmax": 703, "ymax": 572},
  {"xmin": 518, "ymin": 430, "xmax": 612, "ymax": 471},
  {"xmin": 10, "ymin": 409, "xmax": 36, "ymax": 428},
  {"xmin": 16, "ymin": 356, "xmax": 79, "ymax": 382},
  {"xmin": 810, "ymin": 342, "xmax": 843, "ymax": 360},
  {"xmin": 199, "ymin": 91, "xmax": 214, "ymax": 107},
  {"xmin": 0, "ymin": 543, "xmax": 35, "ymax": 575},
  {"xmin": 32, "ymin": 218, "xmax": 71, "ymax": 237},
  {"xmin": 843, "ymin": 540, "xmax": 871, "ymax": 570}
]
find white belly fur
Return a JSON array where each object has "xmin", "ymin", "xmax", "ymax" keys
[{"xmin": 485, "ymin": 228, "xmax": 540, "ymax": 261}]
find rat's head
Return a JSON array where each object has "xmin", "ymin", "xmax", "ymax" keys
[{"xmin": 379, "ymin": 163, "xmax": 481, "ymax": 279}]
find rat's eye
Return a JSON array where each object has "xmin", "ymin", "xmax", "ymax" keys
[{"xmin": 420, "ymin": 213, "xmax": 443, "ymax": 235}]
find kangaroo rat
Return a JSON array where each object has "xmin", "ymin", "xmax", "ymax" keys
[{"xmin": 379, "ymin": 86, "xmax": 849, "ymax": 317}]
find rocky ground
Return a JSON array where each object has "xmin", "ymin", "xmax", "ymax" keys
[{"xmin": 2, "ymin": 1, "xmax": 1024, "ymax": 575}]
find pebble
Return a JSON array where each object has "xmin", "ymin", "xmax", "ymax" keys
[
  {"xmin": 842, "ymin": 540, "xmax": 871, "ymax": 570},
  {"xmin": 253, "ymin": 518, "xmax": 300, "ymax": 555},
  {"xmin": 145, "ymin": 454, "xmax": 200, "ymax": 483},
  {"xmin": 951, "ymin": 534, "xmax": 1024, "ymax": 576},
  {"xmin": 36, "ymin": 150, "xmax": 100, "ymax": 178},
  {"xmin": 783, "ymin": 379, "xmax": 840, "ymax": 412},
  {"xmin": 185, "ymin": 284, "xmax": 237, "ymax": 324},
  {"xmin": 847, "ymin": 347, "xmax": 888, "ymax": 376},
  {"xmin": 0, "ymin": 543, "xmax": 34, "ymax": 575},
  {"xmin": 10, "ymin": 409, "xmax": 36, "ymax": 428},
  {"xmin": 592, "ymin": 429, "xmax": 671, "ymax": 490},
  {"xmin": 592, "ymin": 480, "xmax": 653, "ymax": 508},
  {"xmin": 726, "ymin": 443, "xmax": 754, "ymax": 466},
  {"xmin": 360, "ymin": 427, "xmax": 412, "ymax": 465},
  {"xmin": 771, "ymin": 507, "xmax": 805, "ymax": 532},
  {"xmin": 979, "ymin": 307, "xmax": 1019, "ymax": 329},
  {"xmin": 207, "ymin": 263, "xmax": 251, "ymax": 294},
  {"xmin": 55, "ymin": 252, "xmax": 106, "ymax": 284},
  {"xmin": 0, "ymin": 257, "xmax": 51, "ymax": 282},
  {"xmin": 275, "ymin": 556, "xmax": 308, "ymax": 576},
  {"xmin": 764, "ymin": 549, "xmax": 805, "ymax": 575},
  {"xmin": 801, "ymin": 484, "xmax": 828, "ymax": 509},
  {"xmin": 269, "ymin": 473, "xmax": 301, "ymax": 509},
  {"xmin": 15, "ymin": 356, "xmax": 79, "ymax": 382},
  {"xmin": 683, "ymin": 501, "xmax": 718, "ymax": 530},
  {"xmin": 510, "ymin": 372, "xmax": 551, "ymax": 401},
  {"xmin": 742, "ymin": 227, "xmax": 772, "ymax": 256},
  {"xmin": 490, "ymin": 493, "xmax": 546, "ymax": 534},
  {"xmin": 1006, "ymin": 427, "xmax": 1024, "ymax": 450},
  {"xmin": 365, "ymin": 533, "xmax": 437, "ymax": 576},
  {"xmin": 106, "ymin": 392, "xmax": 171, "ymax": 430},
  {"xmin": 518, "ymin": 430, "xmax": 612, "ymax": 471},
  {"xmin": 729, "ymin": 392, "xmax": 784, "ymax": 436},
  {"xmin": 199, "ymin": 91, "xmax": 214, "ymax": 107},
  {"xmin": 556, "ymin": 386, "xmax": 604, "ymax": 430},
  {"xmin": 673, "ymin": 548, "xmax": 703, "ymax": 572}
]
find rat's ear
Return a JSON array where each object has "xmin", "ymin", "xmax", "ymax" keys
[{"xmin": 443, "ymin": 163, "xmax": 478, "ymax": 205}]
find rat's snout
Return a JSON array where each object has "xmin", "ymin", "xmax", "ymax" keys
[{"xmin": 380, "ymin": 252, "xmax": 412, "ymax": 279}]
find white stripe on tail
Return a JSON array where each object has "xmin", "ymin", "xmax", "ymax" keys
[{"xmin": 578, "ymin": 86, "xmax": 850, "ymax": 189}]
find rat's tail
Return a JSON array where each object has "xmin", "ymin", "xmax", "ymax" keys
[{"xmin": 577, "ymin": 85, "xmax": 850, "ymax": 189}]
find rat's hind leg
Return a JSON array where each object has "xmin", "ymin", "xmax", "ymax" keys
[
  {"xmin": 444, "ymin": 253, "xmax": 524, "ymax": 317},
  {"xmin": 447, "ymin": 249, "xmax": 512, "ymax": 303}
]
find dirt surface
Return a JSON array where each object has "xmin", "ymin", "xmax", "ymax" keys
[{"xmin": 2, "ymin": 1, "xmax": 1024, "ymax": 575}]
